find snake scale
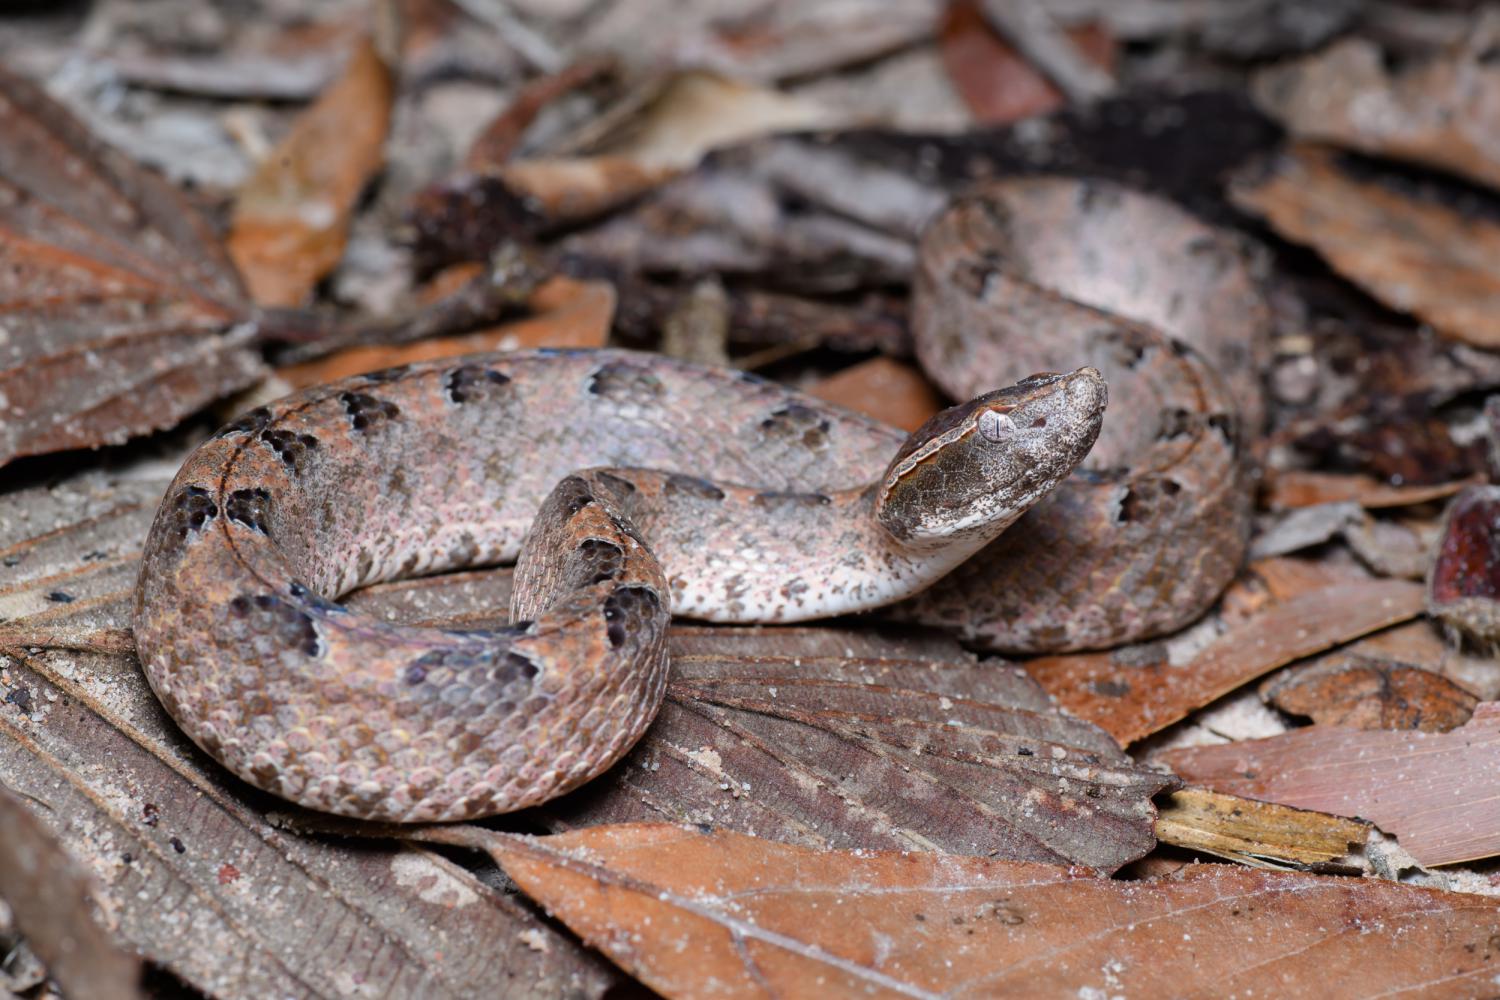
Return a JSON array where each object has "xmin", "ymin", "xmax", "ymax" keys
[{"xmin": 135, "ymin": 178, "xmax": 1269, "ymax": 821}]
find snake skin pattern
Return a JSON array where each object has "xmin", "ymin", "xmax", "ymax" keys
[
  {"xmin": 134, "ymin": 176, "xmax": 1267, "ymax": 821},
  {"xmin": 134, "ymin": 352, "xmax": 1104, "ymax": 820}
]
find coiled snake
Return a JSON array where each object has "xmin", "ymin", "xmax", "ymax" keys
[{"xmin": 134, "ymin": 178, "xmax": 1268, "ymax": 821}]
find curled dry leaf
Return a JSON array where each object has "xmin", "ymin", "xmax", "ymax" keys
[
  {"xmin": 0, "ymin": 782, "xmax": 144, "ymax": 1000},
  {"xmin": 1231, "ymin": 144, "xmax": 1500, "ymax": 348},
  {"xmin": 1162, "ymin": 703, "xmax": 1500, "ymax": 867},
  {"xmin": 501, "ymin": 71, "xmax": 845, "ymax": 223},
  {"xmin": 1262, "ymin": 655, "xmax": 1479, "ymax": 733},
  {"xmin": 1428, "ymin": 484, "xmax": 1500, "ymax": 642},
  {"xmin": 1261, "ymin": 468, "xmax": 1479, "ymax": 511},
  {"xmin": 1153, "ymin": 787, "xmax": 1370, "ymax": 870},
  {"xmin": 541, "ymin": 625, "xmax": 1173, "ymax": 873},
  {"xmin": 0, "ymin": 67, "xmax": 263, "ymax": 466},
  {"xmin": 228, "ymin": 35, "xmax": 395, "ymax": 307},
  {"xmin": 421, "ymin": 822, "xmax": 1500, "ymax": 1000},
  {"xmin": 0, "ymin": 471, "xmax": 620, "ymax": 1000},
  {"xmin": 1026, "ymin": 576, "xmax": 1426, "ymax": 745},
  {"xmin": 1253, "ymin": 33, "xmax": 1500, "ymax": 191}
]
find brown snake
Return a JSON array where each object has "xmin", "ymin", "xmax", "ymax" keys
[{"xmin": 134, "ymin": 178, "xmax": 1268, "ymax": 822}]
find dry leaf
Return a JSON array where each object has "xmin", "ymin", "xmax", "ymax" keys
[
  {"xmin": 421, "ymin": 822, "xmax": 1500, "ymax": 1000},
  {"xmin": 500, "ymin": 71, "xmax": 844, "ymax": 222},
  {"xmin": 1153, "ymin": 787, "xmax": 1370, "ymax": 870},
  {"xmin": 542, "ymin": 625, "xmax": 1173, "ymax": 872},
  {"xmin": 806, "ymin": 357, "xmax": 944, "ymax": 432},
  {"xmin": 228, "ymin": 36, "xmax": 395, "ymax": 306},
  {"xmin": 1262, "ymin": 655, "xmax": 1479, "ymax": 732},
  {"xmin": 1161, "ymin": 702, "xmax": 1500, "ymax": 866},
  {"xmin": 0, "ymin": 66, "xmax": 263, "ymax": 466},
  {"xmin": 0, "ymin": 471, "xmax": 622, "ymax": 999},
  {"xmin": 1027, "ymin": 577, "xmax": 1426, "ymax": 744},
  {"xmin": 1231, "ymin": 145, "xmax": 1500, "ymax": 348},
  {"xmin": 939, "ymin": 0, "xmax": 1113, "ymax": 124},
  {"xmin": 1261, "ymin": 469, "xmax": 1479, "ymax": 510},
  {"xmin": 0, "ymin": 783, "xmax": 144, "ymax": 1000},
  {"xmin": 1254, "ymin": 34, "xmax": 1500, "ymax": 191},
  {"xmin": 275, "ymin": 275, "xmax": 614, "ymax": 388}
]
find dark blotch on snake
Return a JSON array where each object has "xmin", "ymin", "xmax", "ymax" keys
[
  {"xmin": 759, "ymin": 404, "xmax": 831, "ymax": 450},
  {"xmin": 665, "ymin": 473, "xmax": 725, "ymax": 501},
  {"xmin": 225, "ymin": 488, "xmax": 273, "ymax": 535},
  {"xmin": 260, "ymin": 428, "xmax": 319, "ymax": 471},
  {"xmin": 602, "ymin": 586, "xmax": 662, "ymax": 649},
  {"xmin": 753, "ymin": 490, "xmax": 832, "ymax": 509},
  {"xmin": 229, "ymin": 593, "xmax": 321, "ymax": 657},
  {"xmin": 340, "ymin": 391, "xmax": 401, "ymax": 432},
  {"xmin": 446, "ymin": 364, "xmax": 512, "ymax": 404},
  {"xmin": 596, "ymin": 471, "xmax": 638, "ymax": 495},
  {"xmin": 577, "ymin": 537, "xmax": 625, "ymax": 584},
  {"xmin": 170, "ymin": 485, "xmax": 218, "ymax": 540},
  {"xmin": 554, "ymin": 477, "xmax": 596, "ymax": 517},
  {"xmin": 587, "ymin": 361, "xmax": 662, "ymax": 404},
  {"xmin": 216, "ymin": 406, "xmax": 272, "ymax": 438},
  {"xmin": 360, "ymin": 366, "xmax": 407, "ymax": 383}
]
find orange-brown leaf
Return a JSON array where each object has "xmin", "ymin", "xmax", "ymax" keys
[
  {"xmin": 228, "ymin": 36, "xmax": 394, "ymax": 306},
  {"xmin": 423, "ymin": 822, "xmax": 1500, "ymax": 1000}
]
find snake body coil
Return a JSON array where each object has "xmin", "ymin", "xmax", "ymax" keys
[{"xmin": 135, "ymin": 177, "xmax": 1267, "ymax": 821}]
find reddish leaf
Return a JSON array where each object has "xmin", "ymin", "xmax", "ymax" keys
[
  {"xmin": 1428, "ymin": 484, "xmax": 1500, "ymax": 641},
  {"xmin": 1162, "ymin": 703, "xmax": 1500, "ymax": 866},
  {"xmin": 806, "ymin": 357, "xmax": 944, "ymax": 432},
  {"xmin": 1027, "ymin": 578, "xmax": 1426, "ymax": 744},
  {"xmin": 940, "ymin": 1, "xmax": 1114, "ymax": 124},
  {"xmin": 0, "ymin": 67, "xmax": 261, "ymax": 465},
  {"xmin": 1263, "ymin": 656, "xmax": 1479, "ymax": 732},
  {"xmin": 422, "ymin": 822, "xmax": 1500, "ymax": 1000}
]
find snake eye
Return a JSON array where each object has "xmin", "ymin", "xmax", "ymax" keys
[{"xmin": 978, "ymin": 408, "xmax": 1015, "ymax": 443}]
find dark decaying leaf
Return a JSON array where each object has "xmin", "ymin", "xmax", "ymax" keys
[
  {"xmin": 1428, "ymin": 484, "xmax": 1500, "ymax": 642},
  {"xmin": 1161, "ymin": 703, "xmax": 1500, "ymax": 867},
  {"xmin": 421, "ymin": 822, "xmax": 1500, "ymax": 1000},
  {"xmin": 1261, "ymin": 655, "xmax": 1479, "ymax": 732},
  {"xmin": 541, "ymin": 625, "xmax": 1174, "ymax": 873},
  {"xmin": 0, "ymin": 473, "xmax": 619, "ymax": 1000},
  {"xmin": 0, "ymin": 781, "xmax": 144, "ymax": 1000},
  {"xmin": 1231, "ymin": 144, "xmax": 1500, "ymax": 348},
  {"xmin": 0, "ymin": 66, "xmax": 263, "ymax": 467}
]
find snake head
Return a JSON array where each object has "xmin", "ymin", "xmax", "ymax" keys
[{"xmin": 876, "ymin": 367, "xmax": 1107, "ymax": 546}]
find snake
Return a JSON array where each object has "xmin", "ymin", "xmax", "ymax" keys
[{"xmin": 134, "ymin": 177, "xmax": 1268, "ymax": 822}]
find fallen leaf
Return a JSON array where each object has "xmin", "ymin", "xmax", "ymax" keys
[
  {"xmin": 940, "ymin": 0, "xmax": 1113, "ymax": 124},
  {"xmin": 420, "ymin": 822, "xmax": 1500, "ymax": 1000},
  {"xmin": 0, "ymin": 470, "xmax": 623, "ymax": 999},
  {"xmin": 501, "ymin": 71, "xmax": 845, "ymax": 222},
  {"xmin": 1154, "ymin": 787, "xmax": 1370, "ymax": 870},
  {"xmin": 1253, "ymin": 33, "xmax": 1500, "ymax": 191},
  {"xmin": 1231, "ymin": 144, "xmax": 1500, "ymax": 348},
  {"xmin": 276, "ymin": 274, "xmax": 613, "ymax": 388},
  {"xmin": 1428, "ymin": 484, "xmax": 1500, "ymax": 641},
  {"xmin": 541, "ymin": 625, "xmax": 1173, "ymax": 872},
  {"xmin": 1161, "ymin": 703, "xmax": 1500, "ymax": 866},
  {"xmin": 0, "ymin": 783, "xmax": 144, "ymax": 1000},
  {"xmin": 806, "ymin": 357, "xmax": 944, "ymax": 432},
  {"xmin": 0, "ymin": 66, "xmax": 263, "ymax": 466},
  {"xmin": 228, "ymin": 35, "xmax": 395, "ymax": 306},
  {"xmin": 1261, "ymin": 469, "xmax": 1478, "ymax": 510},
  {"xmin": 1262, "ymin": 655, "xmax": 1479, "ymax": 732},
  {"xmin": 1027, "ymin": 578, "xmax": 1426, "ymax": 744}
]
